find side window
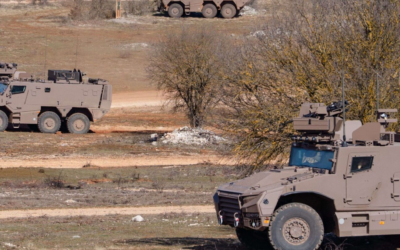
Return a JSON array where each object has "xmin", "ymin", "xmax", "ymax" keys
[
  {"xmin": 11, "ymin": 85, "xmax": 26, "ymax": 94},
  {"xmin": 351, "ymin": 156, "xmax": 373, "ymax": 173},
  {"xmin": 45, "ymin": 88, "xmax": 51, "ymax": 93}
]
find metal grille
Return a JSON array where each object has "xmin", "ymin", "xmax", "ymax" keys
[
  {"xmin": 102, "ymin": 86, "xmax": 108, "ymax": 100},
  {"xmin": 218, "ymin": 192, "xmax": 241, "ymax": 225}
]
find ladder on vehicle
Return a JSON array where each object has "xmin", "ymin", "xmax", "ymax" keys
[{"xmin": 11, "ymin": 113, "xmax": 20, "ymax": 129}]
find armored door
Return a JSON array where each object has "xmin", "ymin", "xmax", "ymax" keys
[
  {"xmin": 7, "ymin": 85, "xmax": 28, "ymax": 111},
  {"xmin": 345, "ymin": 153, "xmax": 379, "ymax": 205}
]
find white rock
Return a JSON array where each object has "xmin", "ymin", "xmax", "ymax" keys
[
  {"xmin": 65, "ymin": 199, "xmax": 77, "ymax": 203},
  {"xmin": 72, "ymin": 235, "xmax": 81, "ymax": 239},
  {"xmin": 132, "ymin": 215, "xmax": 144, "ymax": 222},
  {"xmin": 3, "ymin": 243, "xmax": 17, "ymax": 248},
  {"xmin": 160, "ymin": 127, "xmax": 226, "ymax": 145}
]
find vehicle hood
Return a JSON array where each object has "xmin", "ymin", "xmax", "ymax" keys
[{"xmin": 217, "ymin": 167, "xmax": 318, "ymax": 195}]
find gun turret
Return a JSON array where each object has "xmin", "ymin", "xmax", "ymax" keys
[
  {"xmin": 0, "ymin": 62, "xmax": 17, "ymax": 79},
  {"xmin": 293, "ymin": 102, "xmax": 361, "ymax": 143}
]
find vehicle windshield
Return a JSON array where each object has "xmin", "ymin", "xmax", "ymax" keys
[
  {"xmin": 289, "ymin": 146, "xmax": 334, "ymax": 170},
  {"xmin": 0, "ymin": 83, "xmax": 8, "ymax": 95}
]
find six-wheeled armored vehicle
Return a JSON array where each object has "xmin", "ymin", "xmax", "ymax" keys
[
  {"xmin": 160, "ymin": 0, "xmax": 251, "ymax": 18},
  {"xmin": 0, "ymin": 69, "xmax": 112, "ymax": 134},
  {"xmin": 214, "ymin": 102, "xmax": 400, "ymax": 249}
]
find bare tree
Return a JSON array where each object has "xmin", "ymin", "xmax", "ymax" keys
[
  {"xmin": 218, "ymin": 0, "xmax": 400, "ymax": 172},
  {"xmin": 147, "ymin": 25, "xmax": 225, "ymax": 128}
]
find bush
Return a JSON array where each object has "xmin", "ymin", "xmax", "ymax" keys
[
  {"xmin": 123, "ymin": 0, "xmax": 154, "ymax": 16},
  {"xmin": 69, "ymin": 0, "xmax": 114, "ymax": 20}
]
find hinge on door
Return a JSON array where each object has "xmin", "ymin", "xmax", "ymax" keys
[
  {"xmin": 391, "ymin": 177, "xmax": 400, "ymax": 183},
  {"xmin": 392, "ymin": 193, "xmax": 400, "ymax": 198}
]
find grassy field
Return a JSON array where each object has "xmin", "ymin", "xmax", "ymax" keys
[{"xmin": 0, "ymin": 165, "xmax": 241, "ymax": 210}]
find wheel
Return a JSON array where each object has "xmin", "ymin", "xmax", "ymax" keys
[
  {"xmin": 220, "ymin": 3, "xmax": 236, "ymax": 18},
  {"xmin": 0, "ymin": 110, "xmax": 8, "ymax": 132},
  {"xmin": 269, "ymin": 203, "xmax": 323, "ymax": 250},
  {"xmin": 202, "ymin": 3, "xmax": 217, "ymax": 18},
  {"xmin": 236, "ymin": 228, "xmax": 273, "ymax": 249},
  {"xmin": 38, "ymin": 111, "xmax": 61, "ymax": 134},
  {"xmin": 67, "ymin": 113, "xmax": 90, "ymax": 134},
  {"xmin": 168, "ymin": 3, "xmax": 183, "ymax": 18}
]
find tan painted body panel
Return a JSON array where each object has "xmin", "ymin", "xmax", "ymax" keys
[
  {"xmin": 161, "ymin": 0, "xmax": 250, "ymax": 13},
  {"xmin": 214, "ymin": 102, "xmax": 400, "ymax": 239},
  {"xmin": 0, "ymin": 79, "xmax": 112, "ymax": 125}
]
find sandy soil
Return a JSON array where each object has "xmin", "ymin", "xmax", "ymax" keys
[
  {"xmin": 0, "ymin": 155, "xmax": 236, "ymax": 168},
  {"xmin": 111, "ymin": 90, "xmax": 166, "ymax": 108},
  {"xmin": 0, "ymin": 205, "xmax": 214, "ymax": 219}
]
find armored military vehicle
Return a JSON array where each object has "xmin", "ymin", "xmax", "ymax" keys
[
  {"xmin": 214, "ymin": 101, "xmax": 400, "ymax": 249},
  {"xmin": 160, "ymin": 0, "xmax": 250, "ymax": 18},
  {"xmin": 0, "ymin": 69, "xmax": 112, "ymax": 134}
]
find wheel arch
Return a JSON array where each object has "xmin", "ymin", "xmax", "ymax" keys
[
  {"xmin": 40, "ymin": 107, "xmax": 62, "ymax": 119},
  {"xmin": 277, "ymin": 192, "xmax": 336, "ymax": 233},
  {"xmin": 167, "ymin": 1, "xmax": 184, "ymax": 9},
  {"xmin": 66, "ymin": 108, "xmax": 93, "ymax": 122},
  {"xmin": 0, "ymin": 106, "xmax": 11, "ymax": 117},
  {"xmin": 221, "ymin": 0, "xmax": 238, "ymax": 9}
]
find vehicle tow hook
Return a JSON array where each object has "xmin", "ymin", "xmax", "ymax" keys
[
  {"xmin": 218, "ymin": 211, "xmax": 223, "ymax": 225},
  {"xmin": 234, "ymin": 213, "xmax": 240, "ymax": 227}
]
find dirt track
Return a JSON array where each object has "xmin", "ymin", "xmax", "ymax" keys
[
  {"xmin": 0, "ymin": 155, "xmax": 236, "ymax": 168},
  {"xmin": 0, "ymin": 205, "xmax": 215, "ymax": 219}
]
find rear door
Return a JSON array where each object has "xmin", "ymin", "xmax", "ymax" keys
[{"xmin": 345, "ymin": 153, "xmax": 379, "ymax": 205}]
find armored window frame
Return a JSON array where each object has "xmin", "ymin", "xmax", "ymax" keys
[
  {"xmin": 10, "ymin": 85, "xmax": 26, "ymax": 95},
  {"xmin": 350, "ymin": 156, "xmax": 373, "ymax": 173},
  {"xmin": 45, "ymin": 88, "xmax": 51, "ymax": 93}
]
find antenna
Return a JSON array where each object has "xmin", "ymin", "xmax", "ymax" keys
[
  {"xmin": 44, "ymin": 33, "xmax": 48, "ymax": 80},
  {"xmin": 341, "ymin": 53, "xmax": 347, "ymax": 147},
  {"xmin": 75, "ymin": 36, "xmax": 79, "ymax": 69},
  {"xmin": 376, "ymin": 72, "xmax": 379, "ymax": 113}
]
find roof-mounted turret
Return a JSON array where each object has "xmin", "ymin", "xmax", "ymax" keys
[
  {"xmin": 0, "ymin": 62, "xmax": 17, "ymax": 80},
  {"xmin": 293, "ymin": 102, "xmax": 363, "ymax": 144}
]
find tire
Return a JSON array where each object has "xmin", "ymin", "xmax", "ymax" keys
[
  {"xmin": 0, "ymin": 110, "xmax": 8, "ymax": 132},
  {"xmin": 236, "ymin": 228, "xmax": 273, "ymax": 250},
  {"xmin": 221, "ymin": 3, "xmax": 236, "ymax": 18},
  {"xmin": 38, "ymin": 111, "xmax": 61, "ymax": 134},
  {"xmin": 67, "ymin": 113, "xmax": 90, "ymax": 134},
  {"xmin": 268, "ymin": 203, "xmax": 323, "ymax": 250},
  {"xmin": 202, "ymin": 3, "xmax": 217, "ymax": 18},
  {"xmin": 168, "ymin": 3, "xmax": 183, "ymax": 18}
]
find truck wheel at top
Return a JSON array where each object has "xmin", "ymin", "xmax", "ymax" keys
[
  {"xmin": 168, "ymin": 3, "xmax": 184, "ymax": 18},
  {"xmin": 268, "ymin": 203, "xmax": 323, "ymax": 250},
  {"xmin": 0, "ymin": 110, "xmax": 8, "ymax": 132},
  {"xmin": 202, "ymin": 3, "xmax": 217, "ymax": 18},
  {"xmin": 38, "ymin": 111, "xmax": 61, "ymax": 134},
  {"xmin": 67, "ymin": 113, "xmax": 90, "ymax": 134},
  {"xmin": 221, "ymin": 3, "xmax": 237, "ymax": 18},
  {"xmin": 236, "ymin": 228, "xmax": 273, "ymax": 249}
]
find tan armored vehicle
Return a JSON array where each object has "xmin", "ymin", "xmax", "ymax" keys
[
  {"xmin": 0, "ymin": 69, "xmax": 112, "ymax": 134},
  {"xmin": 214, "ymin": 101, "xmax": 400, "ymax": 249},
  {"xmin": 160, "ymin": 0, "xmax": 250, "ymax": 18}
]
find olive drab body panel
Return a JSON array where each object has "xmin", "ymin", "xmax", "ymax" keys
[
  {"xmin": 214, "ymin": 102, "xmax": 400, "ymax": 250},
  {"xmin": 0, "ymin": 67, "xmax": 112, "ymax": 134}
]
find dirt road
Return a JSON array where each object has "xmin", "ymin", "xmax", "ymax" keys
[
  {"xmin": 112, "ymin": 91, "xmax": 165, "ymax": 108},
  {"xmin": 0, "ymin": 205, "xmax": 215, "ymax": 219},
  {"xmin": 0, "ymin": 155, "xmax": 236, "ymax": 168}
]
